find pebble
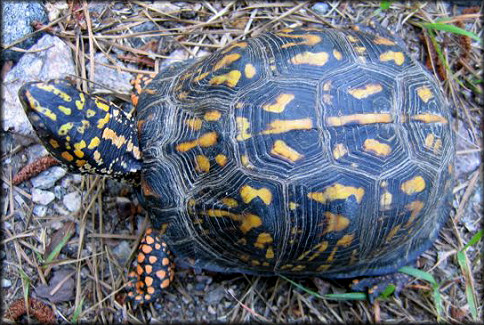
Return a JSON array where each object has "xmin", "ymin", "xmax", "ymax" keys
[
  {"xmin": 32, "ymin": 188, "xmax": 55, "ymax": 205},
  {"xmin": 63, "ymin": 191, "xmax": 81, "ymax": 212},
  {"xmin": 2, "ymin": 278, "xmax": 12, "ymax": 288},
  {"xmin": 87, "ymin": 53, "xmax": 133, "ymax": 95},
  {"xmin": 54, "ymin": 185, "xmax": 65, "ymax": 200},
  {"xmin": 31, "ymin": 166, "xmax": 67, "ymax": 189},
  {"xmin": 112, "ymin": 240, "xmax": 132, "ymax": 264},
  {"xmin": 204, "ymin": 286, "xmax": 225, "ymax": 305},
  {"xmin": 53, "ymin": 203, "xmax": 70, "ymax": 216},
  {"xmin": 311, "ymin": 3, "xmax": 330, "ymax": 15},
  {"xmin": 2, "ymin": 34, "xmax": 76, "ymax": 135},
  {"xmin": 33, "ymin": 204, "xmax": 48, "ymax": 217}
]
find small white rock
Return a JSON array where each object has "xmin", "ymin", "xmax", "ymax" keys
[
  {"xmin": 31, "ymin": 166, "xmax": 67, "ymax": 189},
  {"xmin": 32, "ymin": 188, "xmax": 55, "ymax": 205},
  {"xmin": 2, "ymin": 278, "xmax": 12, "ymax": 288},
  {"xmin": 63, "ymin": 191, "xmax": 81, "ymax": 212},
  {"xmin": 112, "ymin": 240, "xmax": 132, "ymax": 264},
  {"xmin": 33, "ymin": 204, "xmax": 48, "ymax": 217}
]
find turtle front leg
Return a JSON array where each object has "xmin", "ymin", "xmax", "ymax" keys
[
  {"xmin": 126, "ymin": 228, "xmax": 175, "ymax": 305},
  {"xmin": 350, "ymin": 272, "xmax": 412, "ymax": 303}
]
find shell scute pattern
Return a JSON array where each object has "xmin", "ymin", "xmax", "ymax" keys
[{"xmin": 136, "ymin": 27, "xmax": 454, "ymax": 277}]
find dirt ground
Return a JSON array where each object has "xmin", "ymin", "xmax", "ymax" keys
[{"xmin": 1, "ymin": 1, "xmax": 482, "ymax": 323}]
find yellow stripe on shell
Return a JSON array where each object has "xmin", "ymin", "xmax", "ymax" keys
[
  {"xmin": 240, "ymin": 185, "xmax": 272, "ymax": 205},
  {"xmin": 411, "ymin": 114, "xmax": 447, "ymax": 124},
  {"xmin": 400, "ymin": 176, "xmax": 426, "ymax": 194},
  {"xmin": 373, "ymin": 37, "xmax": 396, "ymax": 45},
  {"xmin": 204, "ymin": 110, "xmax": 222, "ymax": 121},
  {"xmin": 379, "ymin": 51, "xmax": 405, "ymax": 65},
  {"xmin": 176, "ymin": 132, "xmax": 218, "ymax": 152},
  {"xmin": 348, "ymin": 83, "xmax": 383, "ymax": 99},
  {"xmin": 326, "ymin": 113, "xmax": 393, "ymax": 127},
  {"xmin": 254, "ymin": 233, "xmax": 273, "ymax": 248},
  {"xmin": 363, "ymin": 139, "xmax": 392, "ymax": 156},
  {"xmin": 270, "ymin": 140, "xmax": 303, "ymax": 162},
  {"xmin": 236, "ymin": 117, "xmax": 252, "ymax": 141},
  {"xmin": 205, "ymin": 209, "xmax": 262, "ymax": 233},
  {"xmin": 289, "ymin": 52, "xmax": 329, "ymax": 66},
  {"xmin": 333, "ymin": 49, "xmax": 342, "ymax": 60},
  {"xmin": 277, "ymin": 33, "xmax": 322, "ymax": 48},
  {"xmin": 322, "ymin": 212, "xmax": 350, "ymax": 234},
  {"xmin": 208, "ymin": 70, "xmax": 241, "ymax": 88},
  {"xmin": 213, "ymin": 53, "xmax": 241, "ymax": 71},
  {"xmin": 262, "ymin": 118, "xmax": 313, "ymax": 134},
  {"xmin": 185, "ymin": 118, "xmax": 203, "ymax": 130},
  {"xmin": 308, "ymin": 184, "xmax": 365, "ymax": 204},
  {"xmin": 416, "ymin": 86, "xmax": 434, "ymax": 103},
  {"xmin": 262, "ymin": 94, "xmax": 295, "ymax": 113}
]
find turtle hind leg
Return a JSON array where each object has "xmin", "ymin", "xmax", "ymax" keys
[
  {"xmin": 350, "ymin": 272, "xmax": 411, "ymax": 303},
  {"xmin": 126, "ymin": 228, "xmax": 175, "ymax": 306}
]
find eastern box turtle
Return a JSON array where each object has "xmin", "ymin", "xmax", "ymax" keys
[{"xmin": 19, "ymin": 25, "xmax": 455, "ymax": 304}]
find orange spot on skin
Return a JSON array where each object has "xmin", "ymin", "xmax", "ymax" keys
[
  {"xmin": 145, "ymin": 276, "xmax": 153, "ymax": 286},
  {"xmin": 162, "ymin": 258, "xmax": 170, "ymax": 266},
  {"xmin": 137, "ymin": 253, "xmax": 145, "ymax": 263},
  {"xmin": 142, "ymin": 244, "xmax": 153, "ymax": 254},
  {"xmin": 145, "ymin": 236, "xmax": 155, "ymax": 245},
  {"xmin": 145, "ymin": 265, "xmax": 153, "ymax": 274},
  {"xmin": 61, "ymin": 151, "xmax": 74, "ymax": 161},
  {"xmin": 147, "ymin": 287, "xmax": 155, "ymax": 294},
  {"xmin": 262, "ymin": 94, "xmax": 294, "ymax": 113},
  {"xmin": 161, "ymin": 279, "xmax": 170, "ymax": 288},
  {"xmin": 156, "ymin": 270, "xmax": 167, "ymax": 279},
  {"xmin": 102, "ymin": 128, "xmax": 126, "ymax": 148},
  {"xmin": 149, "ymin": 256, "xmax": 157, "ymax": 264},
  {"xmin": 326, "ymin": 113, "xmax": 393, "ymax": 127},
  {"xmin": 137, "ymin": 265, "xmax": 143, "ymax": 275}
]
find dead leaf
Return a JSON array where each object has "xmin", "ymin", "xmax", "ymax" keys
[{"xmin": 34, "ymin": 269, "xmax": 76, "ymax": 303}]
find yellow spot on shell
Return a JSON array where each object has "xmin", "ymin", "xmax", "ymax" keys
[
  {"xmin": 411, "ymin": 114, "xmax": 447, "ymax": 124},
  {"xmin": 262, "ymin": 94, "xmax": 294, "ymax": 113},
  {"xmin": 373, "ymin": 37, "xmax": 396, "ymax": 45},
  {"xmin": 206, "ymin": 209, "xmax": 262, "ymax": 233},
  {"xmin": 405, "ymin": 200, "xmax": 424, "ymax": 227},
  {"xmin": 215, "ymin": 154, "xmax": 227, "ymax": 167},
  {"xmin": 385, "ymin": 225, "xmax": 401, "ymax": 242},
  {"xmin": 213, "ymin": 53, "xmax": 241, "ymax": 71},
  {"xmin": 417, "ymin": 86, "xmax": 434, "ymax": 103},
  {"xmin": 195, "ymin": 155, "xmax": 210, "ymax": 173},
  {"xmin": 49, "ymin": 139, "xmax": 60, "ymax": 149},
  {"xmin": 307, "ymin": 241, "xmax": 329, "ymax": 261},
  {"xmin": 289, "ymin": 202, "xmax": 299, "ymax": 210},
  {"xmin": 241, "ymin": 155, "xmax": 250, "ymax": 167},
  {"xmin": 58, "ymin": 105, "xmax": 71, "ymax": 115},
  {"xmin": 290, "ymin": 51, "xmax": 329, "ymax": 66},
  {"xmin": 73, "ymin": 140, "xmax": 86, "ymax": 158},
  {"xmin": 176, "ymin": 132, "xmax": 218, "ymax": 152},
  {"xmin": 278, "ymin": 33, "xmax": 322, "ymax": 48},
  {"xmin": 185, "ymin": 118, "xmax": 203, "ymax": 130},
  {"xmin": 244, "ymin": 63, "xmax": 256, "ymax": 78},
  {"xmin": 354, "ymin": 46, "xmax": 366, "ymax": 54},
  {"xmin": 333, "ymin": 49, "xmax": 342, "ymax": 60},
  {"xmin": 58, "ymin": 122, "xmax": 73, "ymax": 135},
  {"xmin": 323, "ymin": 212, "xmax": 350, "ymax": 234},
  {"xmin": 204, "ymin": 110, "xmax": 221, "ymax": 121},
  {"xmin": 102, "ymin": 128, "xmax": 126, "ymax": 148},
  {"xmin": 337, "ymin": 234, "xmax": 354, "ymax": 247},
  {"xmin": 236, "ymin": 117, "xmax": 252, "ymax": 141},
  {"xmin": 221, "ymin": 197, "xmax": 238, "ymax": 207},
  {"xmin": 254, "ymin": 233, "xmax": 273, "ymax": 248},
  {"xmin": 308, "ymin": 184, "xmax": 365, "ymax": 204},
  {"xmin": 209, "ymin": 70, "xmax": 241, "ymax": 87},
  {"xmin": 266, "ymin": 247, "xmax": 274, "ymax": 259},
  {"xmin": 262, "ymin": 118, "xmax": 313, "ymax": 134},
  {"xmin": 332, "ymin": 143, "xmax": 348, "ymax": 159},
  {"xmin": 326, "ymin": 113, "xmax": 393, "ymax": 126},
  {"xmin": 380, "ymin": 191, "xmax": 393, "ymax": 210},
  {"xmin": 270, "ymin": 140, "xmax": 303, "ymax": 162},
  {"xmin": 61, "ymin": 151, "xmax": 74, "ymax": 161},
  {"xmin": 97, "ymin": 113, "xmax": 110, "ymax": 129},
  {"xmin": 348, "ymin": 83, "xmax": 383, "ymax": 99},
  {"xmin": 401, "ymin": 176, "xmax": 426, "ymax": 194},
  {"xmin": 240, "ymin": 185, "xmax": 272, "ymax": 205},
  {"xmin": 363, "ymin": 139, "xmax": 392, "ymax": 156},
  {"xmin": 380, "ymin": 51, "xmax": 405, "ymax": 65},
  {"xmin": 347, "ymin": 35, "xmax": 359, "ymax": 42}
]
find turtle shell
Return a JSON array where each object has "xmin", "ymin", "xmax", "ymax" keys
[{"xmin": 135, "ymin": 27, "xmax": 455, "ymax": 278}]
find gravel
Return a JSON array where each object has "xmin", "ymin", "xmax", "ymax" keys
[
  {"xmin": 31, "ymin": 188, "xmax": 55, "ymax": 205},
  {"xmin": 63, "ymin": 191, "xmax": 82, "ymax": 212},
  {"xmin": 31, "ymin": 166, "xmax": 67, "ymax": 189}
]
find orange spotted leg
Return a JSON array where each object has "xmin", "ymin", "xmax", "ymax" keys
[
  {"xmin": 126, "ymin": 228, "xmax": 175, "ymax": 305},
  {"xmin": 130, "ymin": 73, "xmax": 156, "ymax": 108}
]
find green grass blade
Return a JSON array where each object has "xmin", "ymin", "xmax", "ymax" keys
[
  {"xmin": 323, "ymin": 292, "xmax": 367, "ymax": 301},
  {"xmin": 462, "ymin": 229, "xmax": 483, "ymax": 251},
  {"xmin": 398, "ymin": 266, "xmax": 437, "ymax": 286},
  {"xmin": 380, "ymin": 1, "xmax": 391, "ymax": 10},
  {"xmin": 422, "ymin": 22, "xmax": 481, "ymax": 42},
  {"xmin": 71, "ymin": 296, "xmax": 84, "ymax": 323},
  {"xmin": 280, "ymin": 275, "xmax": 325, "ymax": 299}
]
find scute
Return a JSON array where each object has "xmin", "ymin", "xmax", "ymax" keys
[{"xmin": 136, "ymin": 26, "xmax": 455, "ymax": 278}]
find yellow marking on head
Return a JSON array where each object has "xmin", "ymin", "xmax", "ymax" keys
[
  {"xmin": 244, "ymin": 63, "xmax": 256, "ymax": 78},
  {"xmin": 373, "ymin": 37, "xmax": 396, "ymax": 46},
  {"xmin": 270, "ymin": 140, "xmax": 303, "ymax": 162},
  {"xmin": 363, "ymin": 139, "xmax": 392, "ymax": 156},
  {"xmin": 254, "ymin": 233, "xmax": 273, "ymax": 248},
  {"xmin": 95, "ymin": 98, "xmax": 110, "ymax": 112},
  {"xmin": 185, "ymin": 118, "xmax": 203, "ymax": 130},
  {"xmin": 58, "ymin": 105, "xmax": 71, "ymax": 115},
  {"xmin": 347, "ymin": 35, "xmax": 359, "ymax": 42},
  {"xmin": 266, "ymin": 247, "xmax": 274, "ymax": 259},
  {"xmin": 289, "ymin": 202, "xmax": 299, "ymax": 210},
  {"xmin": 73, "ymin": 140, "xmax": 86, "ymax": 158},
  {"xmin": 75, "ymin": 93, "xmax": 85, "ymax": 110},
  {"xmin": 204, "ymin": 110, "xmax": 222, "ymax": 121},
  {"xmin": 102, "ymin": 128, "xmax": 127, "ymax": 148},
  {"xmin": 76, "ymin": 120, "xmax": 90, "ymax": 134},
  {"xmin": 411, "ymin": 114, "xmax": 447, "ymax": 124},
  {"xmin": 36, "ymin": 83, "xmax": 72, "ymax": 101},
  {"xmin": 86, "ymin": 109, "xmax": 96, "ymax": 118},
  {"xmin": 58, "ymin": 122, "xmax": 74, "ymax": 135},
  {"xmin": 221, "ymin": 41, "xmax": 248, "ymax": 54},
  {"xmin": 240, "ymin": 185, "xmax": 272, "ymax": 205},
  {"xmin": 88, "ymin": 137, "xmax": 100, "ymax": 149},
  {"xmin": 401, "ymin": 176, "xmax": 426, "ymax": 194},
  {"xmin": 206, "ymin": 209, "xmax": 262, "ymax": 233},
  {"xmin": 262, "ymin": 118, "xmax": 313, "ymax": 135},
  {"xmin": 405, "ymin": 200, "xmax": 424, "ymax": 227},
  {"xmin": 215, "ymin": 154, "xmax": 227, "ymax": 167},
  {"xmin": 236, "ymin": 117, "xmax": 252, "ymax": 141},
  {"xmin": 97, "ymin": 113, "xmax": 110, "ymax": 129},
  {"xmin": 176, "ymin": 132, "xmax": 218, "ymax": 152},
  {"xmin": 326, "ymin": 113, "xmax": 393, "ymax": 127},
  {"xmin": 348, "ymin": 83, "xmax": 383, "ymax": 99},
  {"xmin": 209, "ymin": 70, "xmax": 241, "ymax": 88},
  {"xmin": 221, "ymin": 197, "xmax": 238, "ymax": 207},
  {"xmin": 417, "ymin": 86, "xmax": 434, "ymax": 103},
  {"xmin": 61, "ymin": 151, "xmax": 74, "ymax": 161},
  {"xmin": 380, "ymin": 191, "xmax": 393, "ymax": 210},
  {"xmin": 323, "ymin": 212, "xmax": 350, "ymax": 234},
  {"xmin": 355, "ymin": 46, "xmax": 366, "ymax": 54},
  {"xmin": 290, "ymin": 51, "xmax": 329, "ymax": 66},
  {"xmin": 49, "ymin": 139, "xmax": 60, "ymax": 149},
  {"xmin": 308, "ymin": 184, "xmax": 365, "ymax": 204},
  {"xmin": 262, "ymin": 94, "xmax": 294, "ymax": 113},
  {"xmin": 380, "ymin": 51, "xmax": 405, "ymax": 65},
  {"xmin": 337, "ymin": 234, "xmax": 354, "ymax": 247},
  {"xmin": 332, "ymin": 143, "xmax": 348, "ymax": 160},
  {"xmin": 278, "ymin": 33, "xmax": 322, "ymax": 48},
  {"xmin": 195, "ymin": 155, "xmax": 210, "ymax": 173},
  {"xmin": 333, "ymin": 49, "xmax": 342, "ymax": 60},
  {"xmin": 385, "ymin": 225, "xmax": 401, "ymax": 242},
  {"xmin": 25, "ymin": 91, "xmax": 57, "ymax": 121},
  {"xmin": 213, "ymin": 53, "xmax": 241, "ymax": 71}
]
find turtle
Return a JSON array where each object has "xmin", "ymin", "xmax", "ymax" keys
[{"xmin": 18, "ymin": 25, "xmax": 455, "ymax": 305}]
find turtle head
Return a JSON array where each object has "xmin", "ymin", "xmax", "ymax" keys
[{"xmin": 19, "ymin": 79, "xmax": 142, "ymax": 181}]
